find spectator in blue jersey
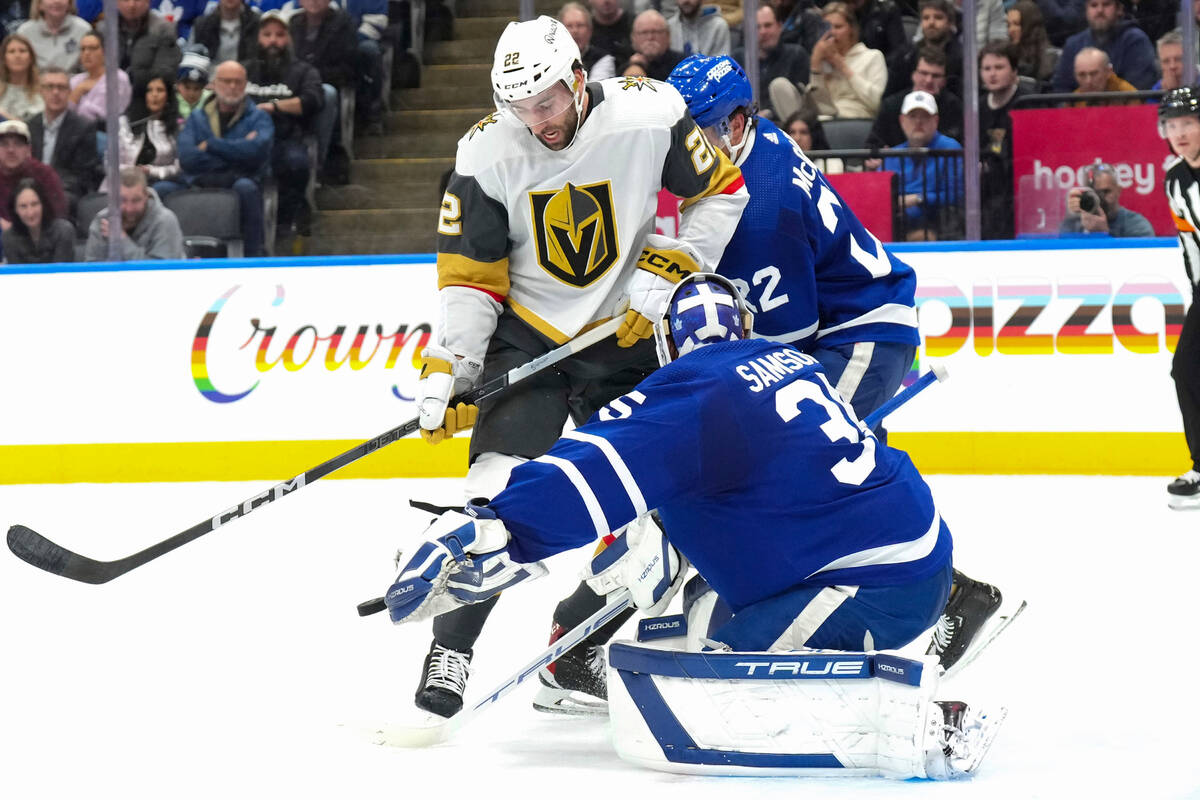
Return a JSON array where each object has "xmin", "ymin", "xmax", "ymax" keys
[
  {"xmin": 878, "ymin": 90, "xmax": 963, "ymax": 241},
  {"xmin": 1051, "ymin": 0, "xmax": 1158, "ymax": 92},
  {"xmin": 344, "ymin": 0, "xmax": 387, "ymax": 134}
]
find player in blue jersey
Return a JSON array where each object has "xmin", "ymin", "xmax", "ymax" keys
[
  {"xmin": 388, "ymin": 272, "xmax": 952, "ymax": 653},
  {"xmin": 384, "ymin": 275, "xmax": 1004, "ymax": 780},
  {"xmin": 665, "ymin": 54, "xmax": 1008, "ymax": 678}
]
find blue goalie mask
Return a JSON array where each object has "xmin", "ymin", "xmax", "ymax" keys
[{"xmin": 654, "ymin": 273, "xmax": 755, "ymax": 366}]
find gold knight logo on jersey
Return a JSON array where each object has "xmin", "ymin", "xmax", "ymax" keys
[{"xmin": 529, "ymin": 181, "xmax": 620, "ymax": 287}]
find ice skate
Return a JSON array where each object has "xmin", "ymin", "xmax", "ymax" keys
[
  {"xmin": 415, "ymin": 641, "xmax": 472, "ymax": 718},
  {"xmin": 1167, "ymin": 470, "xmax": 1200, "ymax": 510},
  {"xmin": 927, "ymin": 570, "xmax": 1003, "ymax": 671},
  {"xmin": 532, "ymin": 643, "xmax": 609, "ymax": 716},
  {"xmin": 925, "ymin": 700, "xmax": 1007, "ymax": 779}
]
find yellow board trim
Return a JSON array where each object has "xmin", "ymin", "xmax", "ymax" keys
[{"xmin": 0, "ymin": 432, "xmax": 1186, "ymax": 484}]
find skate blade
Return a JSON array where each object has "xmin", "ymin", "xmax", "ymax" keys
[
  {"xmin": 1168, "ymin": 494, "xmax": 1200, "ymax": 510},
  {"xmin": 949, "ymin": 705, "xmax": 1008, "ymax": 777},
  {"xmin": 943, "ymin": 599, "xmax": 1028, "ymax": 680},
  {"xmin": 531, "ymin": 685, "xmax": 609, "ymax": 716}
]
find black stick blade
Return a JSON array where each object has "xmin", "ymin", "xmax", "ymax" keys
[
  {"xmin": 7, "ymin": 525, "xmax": 118, "ymax": 584},
  {"xmin": 357, "ymin": 596, "xmax": 387, "ymax": 617}
]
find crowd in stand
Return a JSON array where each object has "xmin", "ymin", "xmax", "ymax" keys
[
  {"xmin": 0, "ymin": 0, "xmax": 393, "ymax": 263},
  {"xmin": 560, "ymin": 0, "xmax": 1185, "ymax": 240}
]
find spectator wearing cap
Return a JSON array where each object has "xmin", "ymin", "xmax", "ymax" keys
[
  {"xmin": 190, "ymin": 0, "xmax": 260, "ymax": 64},
  {"xmin": 69, "ymin": 31, "xmax": 133, "ymax": 123},
  {"xmin": 0, "ymin": 118, "xmax": 68, "ymax": 233},
  {"xmin": 178, "ymin": 59, "xmax": 273, "ymax": 256},
  {"xmin": 244, "ymin": 11, "xmax": 323, "ymax": 236},
  {"xmin": 2, "ymin": 176, "xmax": 76, "ymax": 264},
  {"xmin": 85, "ymin": 166, "xmax": 184, "ymax": 261},
  {"xmin": 177, "ymin": 45, "xmax": 211, "ymax": 118},
  {"xmin": 561, "ymin": 3, "xmax": 616, "ymax": 81},
  {"xmin": 29, "ymin": 65, "xmax": 100, "ymax": 213},
  {"xmin": 868, "ymin": 46, "xmax": 963, "ymax": 148},
  {"xmin": 1051, "ymin": 0, "xmax": 1157, "ymax": 92},
  {"xmin": 876, "ymin": 91, "xmax": 962, "ymax": 240},
  {"xmin": 289, "ymin": 0, "xmax": 356, "ymax": 169},
  {"xmin": 117, "ymin": 0, "xmax": 183, "ymax": 92},
  {"xmin": 17, "ymin": 0, "xmax": 92, "ymax": 72}
]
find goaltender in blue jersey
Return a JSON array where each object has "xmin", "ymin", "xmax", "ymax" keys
[
  {"xmin": 385, "ymin": 274, "xmax": 1004, "ymax": 780},
  {"xmin": 667, "ymin": 55, "xmax": 920, "ymax": 431}
]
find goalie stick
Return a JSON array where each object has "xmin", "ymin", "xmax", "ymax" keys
[
  {"xmin": 352, "ymin": 363, "xmax": 951, "ymax": 618},
  {"xmin": 374, "ymin": 589, "xmax": 633, "ymax": 747},
  {"xmin": 6, "ymin": 317, "xmax": 625, "ymax": 585}
]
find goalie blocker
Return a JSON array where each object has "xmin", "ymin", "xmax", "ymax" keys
[{"xmin": 606, "ymin": 642, "xmax": 1005, "ymax": 780}]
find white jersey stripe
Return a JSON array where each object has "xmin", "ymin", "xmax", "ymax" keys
[
  {"xmin": 753, "ymin": 319, "xmax": 820, "ymax": 344},
  {"xmin": 562, "ymin": 430, "xmax": 649, "ymax": 517},
  {"xmin": 536, "ymin": 454, "xmax": 611, "ymax": 539},
  {"xmin": 768, "ymin": 585, "xmax": 860, "ymax": 649},
  {"xmin": 809, "ymin": 509, "xmax": 942, "ymax": 576},
  {"xmin": 814, "ymin": 303, "xmax": 919, "ymax": 339},
  {"xmin": 835, "ymin": 341, "xmax": 875, "ymax": 402}
]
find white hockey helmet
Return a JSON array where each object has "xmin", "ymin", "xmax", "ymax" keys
[
  {"xmin": 491, "ymin": 16, "xmax": 585, "ymax": 125},
  {"xmin": 653, "ymin": 273, "xmax": 755, "ymax": 367}
]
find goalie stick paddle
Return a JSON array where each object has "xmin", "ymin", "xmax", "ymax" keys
[
  {"xmin": 373, "ymin": 589, "xmax": 633, "ymax": 747},
  {"xmin": 351, "ymin": 363, "xmax": 951, "ymax": 618},
  {"xmin": 6, "ymin": 317, "xmax": 625, "ymax": 585}
]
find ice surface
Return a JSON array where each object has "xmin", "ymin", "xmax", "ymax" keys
[{"xmin": 2, "ymin": 475, "xmax": 1198, "ymax": 799}]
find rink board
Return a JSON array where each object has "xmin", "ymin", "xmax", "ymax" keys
[{"xmin": 0, "ymin": 241, "xmax": 1189, "ymax": 482}]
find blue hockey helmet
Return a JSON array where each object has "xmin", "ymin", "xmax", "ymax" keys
[
  {"xmin": 667, "ymin": 55, "xmax": 755, "ymax": 135},
  {"xmin": 654, "ymin": 273, "xmax": 755, "ymax": 367}
]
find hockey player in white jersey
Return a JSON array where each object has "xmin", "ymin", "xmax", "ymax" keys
[
  {"xmin": 664, "ymin": 54, "xmax": 1007, "ymax": 680},
  {"xmin": 411, "ymin": 15, "xmax": 748, "ymax": 717},
  {"xmin": 386, "ymin": 274, "xmax": 1005, "ymax": 779}
]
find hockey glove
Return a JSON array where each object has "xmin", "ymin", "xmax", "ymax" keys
[
  {"xmin": 385, "ymin": 504, "xmax": 548, "ymax": 624},
  {"xmin": 584, "ymin": 513, "xmax": 689, "ymax": 617},
  {"xmin": 614, "ymin": 234, "xmax": 703, "ymax": 348},
  {"xmin": 417, "ymin": 344, "xmax": 484, "ymax": 444}
]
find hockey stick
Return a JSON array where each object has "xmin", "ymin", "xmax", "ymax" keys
[
  {"xmin": 6, "ymin": 318, "xmax": 625, "ymax": 585},
  {"xmin": 862, "ymin": 363, "xmax": 948, "ymax": 430},
  {"xmin": 353, "ymin": 363, "xmax": 951, "ymax": 618},
  {"xmin": 374, "ymin": 589, "xmax": 633, "ymax": 747}
]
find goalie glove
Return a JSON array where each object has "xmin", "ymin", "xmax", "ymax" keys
[
  {"xmin": 417, "ymin": 344, "xmax": 484, "ymax": 445},
  {"xmin": 614, "ymin": 234, "xmax": 703, "ymax": 348},
  {"xmin": 385, "ymin": 504, "xmax": 547, "ymax": 624},
  {"xmin": 584, "ymin": 513, "xmax": 689, "ymax": 617}
]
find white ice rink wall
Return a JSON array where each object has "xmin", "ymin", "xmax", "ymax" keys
[{"xmin": 0, "ymin": 239, "xmax": 1189, "ymax": 483}]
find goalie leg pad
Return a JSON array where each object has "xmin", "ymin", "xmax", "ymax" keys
[{"xmin": 606, "ymin": 643, "xmax": 999, "ymax": 780}]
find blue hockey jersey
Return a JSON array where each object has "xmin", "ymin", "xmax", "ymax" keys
[
  {"xmin": 719, "ymin": 117, "xmax": 920, "ymax": 351},
  {"xmin": 489, "ymin": 338, "xmax": 951, "ymax": 614}
]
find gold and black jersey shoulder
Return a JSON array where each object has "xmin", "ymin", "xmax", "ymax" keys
[
  {"xmin": 466, "ymin": 112, "xmax": 501, "ymax": 141},
  {"xmin": 660, "ymin": 111, "xmax": 745, "ymax": 211},
  {"xmin": 436, "ymin": 170, "xmax": 511, "ymax": 299}
]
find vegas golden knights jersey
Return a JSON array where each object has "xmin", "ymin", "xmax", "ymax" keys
[
  {"xmin": 1165, "ymin": 156, "xmax": 1200, "ymax": 289},
  {"xmin": 435, "ymin": 77, "xmax": 747, "ymax": 354}
]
